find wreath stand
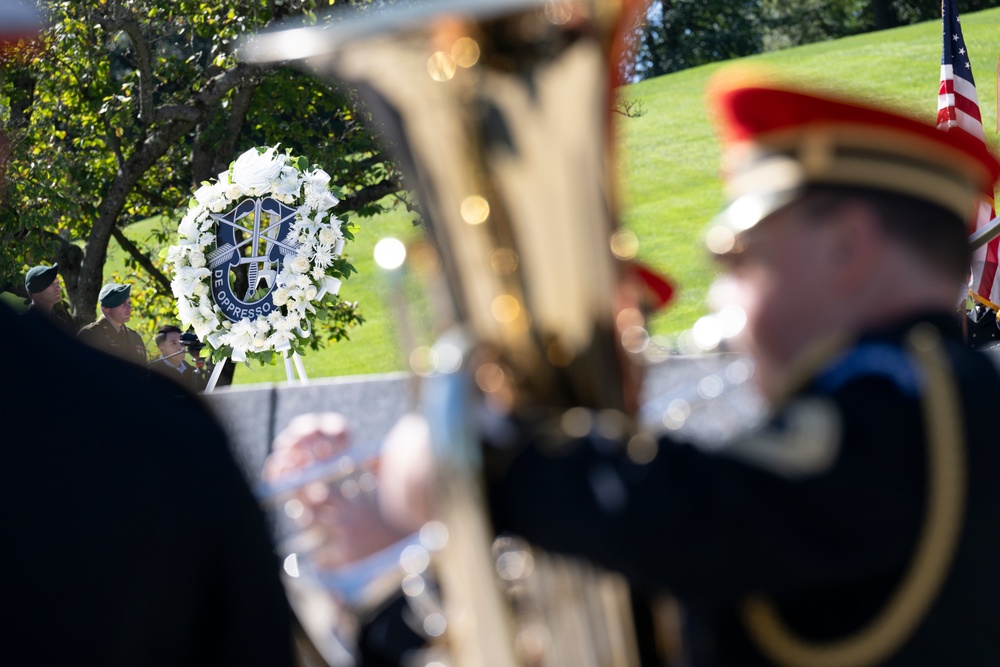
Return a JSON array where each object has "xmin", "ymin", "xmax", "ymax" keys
[{"xmin": 204, "ymin": 351, "xmax": 309, "ymax": 392}]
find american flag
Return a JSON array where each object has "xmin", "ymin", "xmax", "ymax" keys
[{"xmin": 937, "ymin": 0, "xmax": 999, "ymax": 306}]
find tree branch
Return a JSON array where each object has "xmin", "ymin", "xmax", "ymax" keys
[
  {"xmin": 339, "ymin": 176, "xmax": 404, "ymax": 213},
  {"xmin": 155, "ymin": 105, "xmax": 202, "ymax": 123},
  {"xmin": 107, "ymin": 17, "xmax": 157, "ymax": 127},
  {"xmin": 217, "ymin": 83, "xmax": 258, "ymax": 167},
  {"xmin": 110, "ymin": 225, "xmax": 171, "ymax": 292},
  {"xmin": 103, "ymin": 114, "xmax": 127, "ymax": 169}
]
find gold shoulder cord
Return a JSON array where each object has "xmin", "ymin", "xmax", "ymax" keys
[{"xmin": 742, "ymin": 324, "xmax": 967, "ymax": 667}]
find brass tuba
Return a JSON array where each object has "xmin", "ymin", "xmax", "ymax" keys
[{"xmin": 244, "ymin": 1, "xmax": 652, "ymax": 664}]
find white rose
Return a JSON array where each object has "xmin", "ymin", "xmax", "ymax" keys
[
  {"xmin": 253, "ymin": 334, "xmax": 267, "ymax": 349},
  {"xmin": 189, "ymin": 251, "xmax": 206, "ymax": 269},
  {"xmin": 226, "ymin": 183, "xmax": 243, "ymax": 199},
  {"xmin": 305, "ymin": 285, "xmax": 318, "ymax": 301},
  {"xmin": 194, "ymin": 182, "xmax": 226, "ymax": 209},
  {"xmin": 289, "ymin": 256, "xmax": 311, "ymax": 274},
  {"xmin": 193, "ymin": 282, "xmax": 209, "ymax": 297},
  {"xmin": 273, "ymin": 288, "xmax": 288, "ymax": 306},
  {"xmin": 232, "ymin": 147, "xmax": 285, "ymax": 193},
  {"xmin": 318, "ymin": 228, "xmax": 338, "ymax": 245}
]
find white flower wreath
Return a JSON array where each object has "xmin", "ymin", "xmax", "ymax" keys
[{"xmin": 165, "ymin": 145, "xmax": 352, "ymax": 365}]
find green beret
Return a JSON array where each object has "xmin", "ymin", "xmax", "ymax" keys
[
  {"xmin": 25, "ymin": 264, "xmax": 59, "ymax": 293},
  {"xmin": 99, "ymin": 283, "xmax": 131, "ymax": 308}
]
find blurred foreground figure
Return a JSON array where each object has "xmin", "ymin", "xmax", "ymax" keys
[
  {"xmin": 482, "ymin": 73, "xmax": 1000, "ymax": 665},
  {"xmin": 270, "ymin": 71, "xmax": 1000, "ymax": 666},
  {"xmin": 0, "ymin": 302, "xmax": 295, "ymax": 666}
]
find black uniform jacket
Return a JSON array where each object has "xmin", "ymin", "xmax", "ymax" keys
[
  {"xmin": 149, "ymin": 357, "xmax": 208, "ymax": 394},
  {"xmin": 1, "ymin": 304, "xmax": 294, "ymax": 666},
  {"xmin": 487, "ymin": 312, "xmax": 1000, "ymax": 666}
]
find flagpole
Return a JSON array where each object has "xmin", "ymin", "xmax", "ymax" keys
[{"xmin": 969, "ymin": 216, "xmax": 1000, "ymax": 251}]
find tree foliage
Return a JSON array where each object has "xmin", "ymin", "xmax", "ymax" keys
[{"xmin": 0, "ymin": 0, "xmax": 402, "ymax": 352}]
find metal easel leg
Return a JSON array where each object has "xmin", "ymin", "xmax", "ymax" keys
[
  {"xmin": 292, "ymin": 352, "xmax": 309, "ymax": 383},
  {"xmin": 205, "ymin": 358, "xmax": 227, "ymax": 392}
]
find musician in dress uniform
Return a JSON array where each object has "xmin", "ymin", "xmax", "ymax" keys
[
  {"xmin": 149, "ymin": 324, "xmax": 208, "ymax": 394},
  {"xmin": 262, "ymin": 72, "xmax": 1000, "ymax": 666},
  {"xmin": 481, "ymin": 72, "xmax": 1000, "ymax": 665},
  {"xmin": 77, "ymin": 282, "xmax": 148, "ymax": 366}
]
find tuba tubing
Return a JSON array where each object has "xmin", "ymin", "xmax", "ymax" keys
[{"xmin": 243, "ymin": 1, "xmax": 651, "ymax": 664}]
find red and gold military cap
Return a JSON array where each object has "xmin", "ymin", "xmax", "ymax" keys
[
  {"xmin": 631, "ymin": 260, "xmax": 674, "ymax": 312},
  {"xmin": 704, "ymin": 68, "xmax": 1000, "ymax": 255}
]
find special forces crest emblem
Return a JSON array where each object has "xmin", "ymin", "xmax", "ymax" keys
[{"xmin": 206, "ymin": 197, "xmax": 299, "ymax": 322}]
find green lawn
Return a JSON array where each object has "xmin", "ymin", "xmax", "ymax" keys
[
  {"xmin": 620, "ymin": 7, "xmax": 1000, "ymax": 341},
  {"xmin": 40, "ymin": 6, "xmax": 1000, "ymax": 384}
]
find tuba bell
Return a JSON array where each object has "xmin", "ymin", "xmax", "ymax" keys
[{"xmin": 244, "ymin": 1, "xmax": 653, "ymax": 665}]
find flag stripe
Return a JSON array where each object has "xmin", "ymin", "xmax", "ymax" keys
[{"xmin": 938, "ymin": 0, "xmax": 997, "ymax": 302}]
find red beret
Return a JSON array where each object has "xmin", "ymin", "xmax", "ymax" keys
[{"xmin": 704, "ymin": 68, "xmax": 1000, "ymax": 254}]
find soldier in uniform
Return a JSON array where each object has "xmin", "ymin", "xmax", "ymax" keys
[
  {"xmin": 77, "ymin": 282, "xmax": 148, "ymax": 366},
  {"xmin": 22, "ymin": 263, "xmax": 76, "ymax": 332}
]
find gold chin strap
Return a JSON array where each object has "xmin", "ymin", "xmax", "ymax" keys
[
  {"xmin": 742, "ymin": 323, "xmax": 967, "ymax": 667},
  {"xmin": 969, "ymin": 289, "xmax": 1000, "ymax": 313}
]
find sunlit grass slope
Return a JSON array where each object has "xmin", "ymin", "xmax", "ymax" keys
[{"xmin": 622, "ymin": 6, "xmax": 1000, "ymax": 340}]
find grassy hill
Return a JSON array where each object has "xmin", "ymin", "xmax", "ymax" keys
[
  {"xmin": 621, "ymin": 6, "xmax": 1000, "ymax": 338},
  {"xmin": 67, "ymin": 6, "xmax": 1000, "ymax": 384}
]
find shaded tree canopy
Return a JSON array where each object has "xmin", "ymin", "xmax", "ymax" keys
[{"xmin": 0, "ymin": 0, "xmax": 407, "ymax": 343}]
